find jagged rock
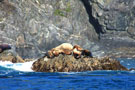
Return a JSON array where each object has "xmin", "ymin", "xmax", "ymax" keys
[
  {"xmin": 0, "ymin": 0, "xmax": 97, "ymax": 58},
  {"xmin": 0, "ymin": 51, "xmax": 25, "ymax": 63},
  {"xmin": 89, "ymin": 0, "xmax": 135, "ymax": 33},
  {"xmin": 84, "ymin": 0, "xmax": 135, "ymax": 58},
  {"xmin": 106, "ymin": 47, "xmax": 135, "ymax": 58},
  {"xmin": 0, "ymin": 0, "xmax": 135, "ymax": 58},
  {"xmin": 32, "ymin": 55, "xmax": 128, "ymax": 72},
  {"xmin": 129, "ymin": 68, "xmax": 135, "ymax": 71}
]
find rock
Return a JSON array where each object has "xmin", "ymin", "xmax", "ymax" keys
[
  {"xmin": 0, "ymin": 51, "xmax": 25, "ymax": 63},
  {"xmin": 32, "ymin": 55, "xmax": 128, "ymax": 72},
  {"xmin": 129, "ymin": 68, "xmax": 135, "ymax": 71},
  {"xmin": 82, "ymin": 0, "xmax": 135, "ymax": 58},
  {"xmin": 0, "ymin": 0, "xmax": 4, "ymax": 2},
  {"xmin": 24, "ymin": 58, "xmax": 34, "ymax": 62},
  {"xmin": 0, "ymin": 0, "xmax": 135, "ymax": 58},
  {"xmin": 106, "ymin": 47, "xmax": 135, "ymax": 58},
  {"xmin": 0, "ymin": 0, "xmax": 97, "ymax": 58}
]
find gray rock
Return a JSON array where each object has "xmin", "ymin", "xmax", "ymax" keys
[
  {"xmin": 0, "ymin": 0, "xmax": 97, "ymax": 58},
  {"xmin": 0, "ymin": 0, "xmax": 135, "ymax": 58}
]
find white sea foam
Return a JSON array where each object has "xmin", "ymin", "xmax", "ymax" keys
[
  {"xmin": 127, "ymin": 63, "xmax": 130, "ymax": 66},
  {"xmin": 127, "ymin": 58, "xmax": 132, "ymax": 59},
  {"xmin": 120, "ymin": 60, "xmax": 124, "ymax": 63},
  {"xmin": 0, "ymin": 60, "xmax": 36, "ymax": 72},
  {"xmin": 129, "ymin": 69, "xmax": 135, "ymax": 73}
]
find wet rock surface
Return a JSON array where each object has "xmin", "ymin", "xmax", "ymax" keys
[
  {"xmin": 32, "ymin": 55, "xmax": 128, "ymax": 72},
  {"xmin": 0, "ymin": 51, "xmax": 25, "ymax": 63}
]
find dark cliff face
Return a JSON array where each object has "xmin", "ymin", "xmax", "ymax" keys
[
  {"xmin": 0, "ymin": 0, "xmax": 98, "ymax": 58},
  {"xmin": 89, "ymin": 0, "xmax": 135, "ymax": 37},
  {"xmin": 0, "ymin": 0, "xmax": 135, "ymax": 58},
  {"xmin": 88, "ymin": 0, "xmax": 135, "ymax": 57}
]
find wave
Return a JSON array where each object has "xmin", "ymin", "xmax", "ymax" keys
[
  {"xmin": 0, "ymin": 60, "xmax": 35, "ymax": 72},
  {"xmin": 0, "ymin": 58, "xmax": 135, "ymax": 74}
]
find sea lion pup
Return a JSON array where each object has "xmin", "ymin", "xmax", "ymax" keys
[
  {"xmin": 0, "ymin": 44, "xmax": 11, "ymax": 53},
  {"xmin": 73, "ymin": 45, "xmax": 83, "ymax": 59},
  {"xmin": 81, "ymin": 49, "xmax": 93, "ymax": 58},
  {"xmin": 46, "ymin": 43, "xmax": 73, "ymax": 58}
]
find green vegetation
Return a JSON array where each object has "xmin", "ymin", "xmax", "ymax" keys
[
  {"xmin": 54, "ymin": 9, "xmax": 65, "ymax": 17},
  {"xmin": 54, "ymin": 2, "xmax": 72, "ymax": 17},
  {"xmin": 65, "ymin": 2, "xmax": 71, "ymax": 12}
]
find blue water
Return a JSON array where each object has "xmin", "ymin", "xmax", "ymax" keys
[{"xmin": 0, "ymin": 58, "xmax": 135, "ymax": 90}]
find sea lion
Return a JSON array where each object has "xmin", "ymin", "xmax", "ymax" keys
[
  {"xmin": 0, "ymin": 44, "xmax": 11, "ymax": 53},
  {"xmin": 81, "ymin": 49, "xmax": 93, "ymax": 58},
  {"xmin": 73, "ymin": 45, "xmax": 83, "ymax": 51},
  {"xmin": 73, "ymin": 45, "xmax": 93, "ymax": 59},
  {"xmin": 46, "ymin": 43, "xmax": 73, "ymax": 58},
  {"xmin": 72, "ymin": 45, "xmax": 83, "ymax": 59},
  {"xmin": 44, "ymin": 50, "xmax": 54, "ymax": 58},
  {"xmin": 73, "ymin": 48, "xmax": 82, "ymax": 59}
]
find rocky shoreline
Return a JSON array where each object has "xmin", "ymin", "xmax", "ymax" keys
[
  {"xmin": 32, "ymin": 55, "xmax": 128, "ymax": 72},
  {"xmin": 0, "ymin": 51, "xmax": 33, "ymax": 63},
  {"xmin": 0, "ymin": 49, "xmax": 135, "ymax": 72},
  {"xmin": 0, "ymin": 0, "xmax": 135, "ymax": 72}
]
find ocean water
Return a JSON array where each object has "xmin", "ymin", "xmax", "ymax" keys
[{"xmin": 0, "ymin": 58, "xmax": 135, "ymax": 90}]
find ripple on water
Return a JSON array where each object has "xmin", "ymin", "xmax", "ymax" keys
[{"xmin": 0, "ymin": 58, "xmax": 135, "ymax": 90}]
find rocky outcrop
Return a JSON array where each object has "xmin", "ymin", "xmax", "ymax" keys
[
  {"xmin": 0, "ymin": 51, "xmax": 25, "ymax": 63},
  {"xmin": 0, "ymin": 0, "xmax": 135, "ymax": 58},
  {"xmin": 106, "ymin": 47, "xmax": 135, "ymax": 58},
  {"xmin": 88, "ymin": 0, "xmax": 135, "ymax": 34},
  {"xmin": 32, "ymin": 55, "xmax": 128, "ymax": 72},
  {"xmin": 83, "ymin": 0, "xmax": 135, "ymax": 57},
  {"xmin": 0, "ymin": 0, "xmax": 97, "ymax": 58}
]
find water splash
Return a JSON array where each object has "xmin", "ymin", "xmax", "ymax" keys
[{"xmin": 0, "ymin": 61, "xmax": 35, "ymax": 72}]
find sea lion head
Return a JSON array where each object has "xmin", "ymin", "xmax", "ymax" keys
[
  {"xmin": 47, "ymin": 50, "xmax": 54, "ymax": 58},
  {"xmin": 52, "ymin": 50, "xmax": 60, "ymax": 56},
  {"xmin": 81, "ymin": 49, "xmax": 93, "ymax": 58},
  {"xmin": 73, "ymin": 45, "xmax": 83, "ymax": 51}
]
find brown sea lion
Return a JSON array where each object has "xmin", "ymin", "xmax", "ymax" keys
[
  {"xmin": 73, "ymin": 48, "xmax": 82, "ymax": 59},
  {"xmin": 73, "ymin": 45, "xmax": 83, "ymax": 51},
  {"xmin": 72, "ymin": 45, "xmax": 83, "ymax": 59},
  {"xmin": 73, "ymin": 45, "xmax": 93, "ymax": 59},
  {"xmin": 46, "ymin": 43, "xmax": 73, "ymax": 58},
  {"xmin": 81, "ymin": 49, "xmax": 93, "ymax": 58},
  {"xmin": 0, "ymin": 44, "xmax": 11, "ymax": 53}
]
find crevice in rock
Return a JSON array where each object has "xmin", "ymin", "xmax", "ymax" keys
[{"xmin": 81, "ymin": 0, "xmax": 104, "ymax": 39}]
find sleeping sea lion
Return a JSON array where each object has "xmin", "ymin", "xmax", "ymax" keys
[
  {"xmin": 0, "ymin": 44, "xmax": 11, "ymax": 53},
  {"xmin": 46, "ymin": 43, "xmax": 73, "ymax": 58}
]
